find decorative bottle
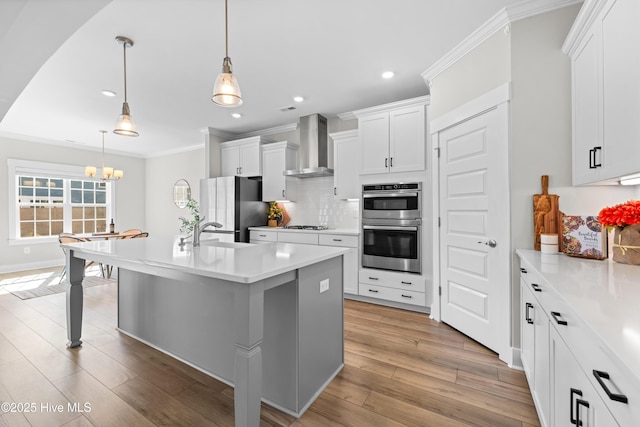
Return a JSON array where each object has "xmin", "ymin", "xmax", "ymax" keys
[{"xmin": 110, "ymin": 219, "xmax": 115, "ymax": 233}]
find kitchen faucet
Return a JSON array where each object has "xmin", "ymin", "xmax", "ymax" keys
[{"xmin": 192, "ymin": 216, "xmax": 223, "ymax": 246}]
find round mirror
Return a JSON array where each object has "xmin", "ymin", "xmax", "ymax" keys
[{"xmin": 173, "ymin": 179, "xmax": 191, "ymax": 208}]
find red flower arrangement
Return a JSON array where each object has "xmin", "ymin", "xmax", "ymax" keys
[{"xmin": 598, "ymin": 200, "xmax": 640, "ymax": 228}]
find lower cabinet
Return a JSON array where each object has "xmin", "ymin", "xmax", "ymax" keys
[
  {"xmin": 359, "ymin": 268, "xmax": 426, "ymax": 308},
  {"xmin": 550, "ymin": 326, "xmax": 618, "ymax": 427},
  {"xmin": 249, "ymin": 230, "xmax": 359, "ymax": 296}
]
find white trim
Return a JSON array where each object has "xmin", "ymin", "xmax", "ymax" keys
[
  {"xmin": 200, "ymin": 126, "xmax": 237, "ymax": 140},
  {"xmin": 144, "ymin": 143, "xmax": 204, "ymax": 159},
  {"xmin": 235, "ymin": 122, "xmax": 298, "ymax": 139},
  {"xmin": 562, "ymin": 0, "xmax": 605, "ymax": 55},
  {"xmin": 421, "ymin": 0, "xmax": 583, "ymax": 83},
  {"xmin": 328, "ymin": 129, "xmax": 359, "ymax": 141},
  {"xmin": 0, "ymin": 259, "xmax": 63, "ymax": 274},
  {"xmin": 430, "ymin": 83, "xmax": 512, "ymax": 133},
  {"xmin": 342, "ymin": 96, "xmax": 430, "ymax": 120}
]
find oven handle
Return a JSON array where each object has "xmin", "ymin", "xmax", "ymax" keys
[
  {"xmin": 362, "ymin": 192, "xmax": 419, "ymax": 198},
  {"xmin": 363, "ymin": 225, "xmax": 419, "ymax": 231}
]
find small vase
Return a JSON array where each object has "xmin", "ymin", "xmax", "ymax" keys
[
  {"xmin": 268, "ymin": 219, "xmax": 277, "ymax": 228},
  {"xmin": 612, "ymin": 224, "xmax": 640, "ymax": 265}
]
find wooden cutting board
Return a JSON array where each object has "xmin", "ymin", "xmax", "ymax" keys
[{"xmin": 533, "ymin": 175, "xmax": 562, "ymax": 251}]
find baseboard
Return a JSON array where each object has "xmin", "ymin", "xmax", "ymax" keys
[
  {"xmin": 0, "ymin": 259, "xmax": 63, "ymax": 274},
  {"xmin": 509, "ymin": 347, "xmax": 524, "ymax": 370}
]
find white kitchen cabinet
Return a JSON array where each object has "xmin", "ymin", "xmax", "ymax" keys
[
  {"xmin": 249, "ymin": 229, "xmax": 360, "ymax": 296},
  {"xmin": 550, "ymin": 326, "xmax": 618, "ymax": 427},
  {"xmin": 352, "ymin": 97, "xmax": 428, "ymax": 175},
  {"xmin": 220, "ymin": 136, "xmax": 265, "ymax": 177},
  {"xmin": 261, "ymin": 141, "xmax": 298, "ymax": 201},
  {"xmin": 359, "ymin": 268, "xmax": 427, "ymax": 307},
  {"xmin": 330, "ymin": 130, "xmax": 360, "ymax": 200},
  {"xmin": 564, "ymin": 0, "xmax": 640, "ymax": 184}
]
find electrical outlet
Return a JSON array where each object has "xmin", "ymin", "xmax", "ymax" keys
[
  {"xmin": 23, "ymin": 247, "xmax": 30, "ymax": 254},
  {"xmin": 320, "ymin": 279, "xmax": 329, "ymax": 293}
]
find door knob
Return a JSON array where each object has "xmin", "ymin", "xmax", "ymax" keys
[{"xmin": 478, "ymin": 239, "xmax": 497, "ymax": 248}]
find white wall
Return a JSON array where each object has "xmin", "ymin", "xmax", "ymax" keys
[
  {"xmin": 144, "ymin": 147, "xmax": 205, "ymax": 238},
  {"xmin": 0, "ymin": 136, "xmax": 145, "ymax": 272}
]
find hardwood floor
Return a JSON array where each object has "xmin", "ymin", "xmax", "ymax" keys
[{"xmin": 0, "ymin": 267, "xmax": 540, "ymax": 427}]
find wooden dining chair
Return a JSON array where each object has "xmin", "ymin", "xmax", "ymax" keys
[
  {"xmin": 121, "ymin": 228, "xmax": 142, "ymax": 236},
  {"xmin": 58, "ymin": 235, "xmax": 104, "ymax": 282},
  {"xmin": 128, "ymin": 232, "xmax": 149, "ymax": 238}
]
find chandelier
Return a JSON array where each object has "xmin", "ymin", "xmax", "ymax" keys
[{"xmin": 85, "ymin": 130, "xmax": 123, "ymax": 180}]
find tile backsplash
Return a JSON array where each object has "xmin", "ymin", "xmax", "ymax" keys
[{"xmin": 280, "ymin": 177, "xmax": 359, "ymax": 229}]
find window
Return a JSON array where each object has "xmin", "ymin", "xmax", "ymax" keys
[{"xmin": 8, "ymin": 160, "xmax": 116, "ymax": 244}]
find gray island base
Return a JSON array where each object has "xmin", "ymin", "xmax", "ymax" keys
[{"xmin": 63, "ymin": 237, "xmax": 346, "ymax": 427}]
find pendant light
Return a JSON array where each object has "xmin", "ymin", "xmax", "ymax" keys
[
  {"xmin": 212, "ymin": 0, "xmax": 243, "ymax": 107},
  {"xmin": 113, "ymin": 36, "xmax": 139, "ymax": 136},
  {"xmin": 85, "ymin": 130, "xmax": 124, "ymax": 180}
]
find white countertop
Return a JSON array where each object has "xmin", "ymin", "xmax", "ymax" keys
[
  {"xmin": 249, "ymin": 226, "xmax": 359, "ymax": 236},
  {"xmin": 62, "ymin": 236, "xmax": 348, "ymax": 284},
  {"xmin": 516, "ymin": 249, "xmax": 640, "ymax": 384}
]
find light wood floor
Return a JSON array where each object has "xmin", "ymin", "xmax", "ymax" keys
[{"xmin": 0, "ymin": 267, "xmax": 540, "ymax": 427}]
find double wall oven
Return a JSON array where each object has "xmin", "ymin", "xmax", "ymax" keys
[{"xmin": 362, "ymin": 183, "xmax": 422, "ymax": 274}]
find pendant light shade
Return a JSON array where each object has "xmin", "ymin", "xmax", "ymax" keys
[
  {"xmin": 212, "ymin": 0, "xmax": 242, "ymax": 107},
  {"xmin": 114, "ymin": 36, "xmax": 139, "ymax": 136}
]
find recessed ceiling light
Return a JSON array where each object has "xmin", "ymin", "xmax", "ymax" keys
[
  {"xmin": 102, "ymin": 90, "xmax": 116, "ymax": 97},
  {"xmin": 382, "ymin": 71, "xmax": 394, "ymax": 79},
  {"xmin": 293, "ymin": 96, "xmax": 304, "ymax": 103},
  {"xmin": 232, "ymin": 113, "xmax": 242, "ymax": 119}
]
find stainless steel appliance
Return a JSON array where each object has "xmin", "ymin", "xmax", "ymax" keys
[
  {"xmin": 362, "ymin": 183, "xmax": 422, "ymax": 274},
  {"xmin": 199, "ymin": 176, "xmax": 265, "ymax": 242},
  {"xmin": 362, "ymin": 182, "xmax": 421, "ymax": 220}
]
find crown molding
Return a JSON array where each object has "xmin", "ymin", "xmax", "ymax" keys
[
  {"xmin": 562, "ymin": 0, "xmax": 604, "ymax": 55},
  {"xmin": 233, "ymin": 122, "xmax": 298, "ymax": 139},
  {"xmin": 421, "ymin": 0, "xmax": 583, "ymax": 84},
  {"xmin": 340, "ymin": 95, "xmax": 430, "ymax": 120},
  {"xmin": 328, "ymin": 129, "xmax": 359, "ymax": 141},
  {"xmin": 200, "ymin": 126, "xmax": 236, "ymax": 140},
  {"xmin": 143, "ymin": 143, "xmax": 204, "ymax": 159}
]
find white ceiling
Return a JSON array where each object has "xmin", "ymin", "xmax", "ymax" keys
[{"xmin": 1, "ymin": 0, "xmax": 535, "ymax": 158}]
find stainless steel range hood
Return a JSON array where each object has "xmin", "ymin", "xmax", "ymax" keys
[{"xmin": 283, "ymin": 114, "xmax": 333, "ymax": 178}]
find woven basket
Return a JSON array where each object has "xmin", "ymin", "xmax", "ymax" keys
[{"xmin": 612, "ymin": 224, "xmax": 640, "ymax": 265}]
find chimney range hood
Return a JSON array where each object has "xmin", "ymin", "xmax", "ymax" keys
[{"xmin": 283, "ymin": 114, "xmax": 333, "ymax": 178}]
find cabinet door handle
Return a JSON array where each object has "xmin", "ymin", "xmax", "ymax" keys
[
  {"xmin": 575, "ymin": 399, "xmax": 590, "ymax": 426},
  {"xmin": 520, "ymin": 267, "xmax": 527, "ymax": 273},
  {"xmin": 525, "ymin": 303, "xmax": 534, "ymax": 324},
  {"xmin": 368, "ymin": 276, "xmax": 379, "ymax": 280},
  {"xmin": 401, "ymin": 294, "xmax": 412, "ymax": 299},
  {"xmin": 593, "ymin": 146, "xmax": 602, "ymax": 168},
  {"xmin": 551, "ymin": 311, "xmax": 567, "ymax": 325},
  {"xmin": 570, "ymin": 388, "xmax": 583, "ymax": 425},
  {"xmin": 368, "ymin": 289, "xmax": 379, "ymax": 293},
  {"xmin": 259, "ymin": 234, "xmax": 267, "ymax": 237},
  {"xmin": 531, "ymin": 283, "xmax": 542, "ymax": 292},
  {"xmin": 593, "ymin": 370, "xmax": 629, "ymax": 404},
  {"xmin": 334, "ymin": 187, "xmax": 337, "ymax": 196},
  {"xmin": 282, "ymin": 189, "xmax": 286, "ymax": 198},
  {"xmin": 390, "ymin": 157, "xmax": 393, "ymax": 167},
  {"xmin": 589, "ymin": 148, "xmax": 595, "ymax": 169},
  {"xmin": 385, "ymin": 158, "xmax": 388, "ymax": 168},
  {"xmin": 401, "ymin": 281, "xmax": 412, "ymax": 285},
  {"xmin": 332, "ymin": 239, "xmax": 342, "ymax": 242}
]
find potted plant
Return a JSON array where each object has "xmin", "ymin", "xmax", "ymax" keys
[
  {"xmin": 266, "ymin": 201, "xmax": 283, "ymax": 227},
  {"xmin": 598, "ymin": 200, "xmax": 640, "ymax": 264},
  {"xmin": 178, "ymin": 198, "xmax": 201, "ymax": 236}
]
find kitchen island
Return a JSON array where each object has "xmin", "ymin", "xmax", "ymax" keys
[{"xmin": 62, "ymin": 237, "xmax": 347, "ymax": 427}]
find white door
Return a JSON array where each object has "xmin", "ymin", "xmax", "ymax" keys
[{"xmin": 436, "ymin": 102, "xmax": 509, "ymax": 355}]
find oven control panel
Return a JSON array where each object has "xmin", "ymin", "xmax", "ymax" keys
[{"xmin": 363, "ymin": 183, "xmax": 421, "ymax": 192}]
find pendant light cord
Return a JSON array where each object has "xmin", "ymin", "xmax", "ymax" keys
[
  {"xmin": 225, "ymin": 0, "xmax": 229, "ymax": 58},
  {"xmin": 101, "ymin": 131, "xmax": 106, "ymax": 172},
  {"xmin": 123, "ymin": 42, "xmax": 128, "ymax": 103}
]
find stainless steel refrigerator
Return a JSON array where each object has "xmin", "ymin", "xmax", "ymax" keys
[{"xmin": 199, "ymin": 176, "xmax": 266, "ymax": 242}]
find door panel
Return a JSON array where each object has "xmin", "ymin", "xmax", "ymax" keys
[{"xmin": 438, "ymin": 104, "xmax": 509, "ymax": 353}]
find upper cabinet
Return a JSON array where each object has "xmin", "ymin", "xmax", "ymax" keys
[
  {"xmin": 220, "ymin": 136, "xmax": 267, "ymax": 177},
  {"xmin": 330, "ymin": 130, "xmax": 360, "ymax": 200},
  {"xmin": 352, "ymin": 97, "xmax": 428, "ymax": 175},
  {"xmin": 564, "ymin": 0, "xmax": 640, "ymax": 185},
  {"xmin": 261, "ymin": 141, "xmax": 298, "ymax": 202}
]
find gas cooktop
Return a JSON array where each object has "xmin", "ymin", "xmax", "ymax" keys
[{"xmin": 283, "ymin": 225, "xmax": 329, "ymax": 230}]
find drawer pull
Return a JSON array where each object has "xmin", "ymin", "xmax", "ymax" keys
[
  {"xmin": 551, "ymin": 311, "xmax": 567, "ymax": 326},
  {"xmin": 570, "ymin": 388, "xmax": 582, "ymax": 425},
  {"xmin": 368, "ymin": 289, "xmax": 379, "ymax": 293},
  {"xmin": 332, "ymin": 239, "xmax": 342, "ymax": 242},
  {"xmin": 401, "ymin": 281, "xmax": 412, "ymax": 285},
  {"xmin": 576, "ymin": 398, "xmax": 590, "ymax": 426},
  {"xmin": 531, "ymin": 283, "xmax": 542, "ymax": 292},
  {"xmin": 259, "ymin": 234, "xmax": 267, "ymax": 237},
  {"xmin": 525, "ymin": 303, "xmax": 533, "ymax": 324},
  {"xmin": 520, "ymin": 268, "xmax": 527, "ymax": 273},
  {"xmin": 593, "ymin": 370, "xmax": 629, "ymax": 404},
  {"xmin": 401, "ymin": 294, "xmax": 412, "ymax": 299},
  {"xmin": 368, "ymin": 277, "xmax": 379, "ymax": 280}
]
